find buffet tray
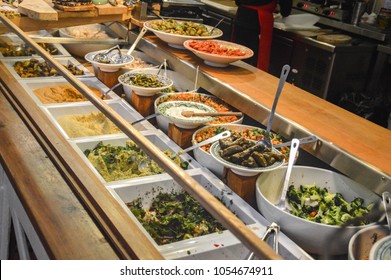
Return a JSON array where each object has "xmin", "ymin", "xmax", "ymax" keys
[
  {"xmin": 1, "ymin": 56, "xmax": 94, "ymax": 80},
  {"xmin": 0, "ymin": 32, "xmax": 71, "ymax": 59},
  {"xmin": 17, "ymin": 77, "xmax": 120, "ymax": 106},
  {"xmin": 68, "ymin": 131, "xmax": 202, "ymax": 186},
  {"xmin": 108, "ymin": 168, "xmax": 312, "ymax": 260},
  {"xmin": 41, "ymin": 99, "xmax": 156, "ymax": 139}
]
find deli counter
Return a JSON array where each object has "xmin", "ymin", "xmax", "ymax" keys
[{"xmin": 0, "ymin": 13, "xmax": 390, "ymax": 260}]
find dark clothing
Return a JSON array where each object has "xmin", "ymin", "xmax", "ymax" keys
[
  {"xmin": 235, "ymin": 0, "xmax": 292, "ymax": 17},
  {"xmin": 232, "ymin": 0, "xmax": 292, "ymax": 70}
]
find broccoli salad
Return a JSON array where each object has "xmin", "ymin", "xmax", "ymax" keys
[{"xmin": 287, "ymin": 184, "xmax": 373, "ymax": 226}]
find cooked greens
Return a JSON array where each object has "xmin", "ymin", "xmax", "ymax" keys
[
  {"xmin": 287, "ymin": 184, "xmax": 373, "ymax": 226},
  {"xmin": 127, "ymin": 191, "xmax": 224, "ymax": 245},
  {"xmin": 84, "ymin": 140, "xmax": 188, "ymax": 182}
]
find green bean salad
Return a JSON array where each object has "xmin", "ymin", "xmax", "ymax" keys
[
  {"xmin": 149, "ymin": 19, "xmax": 211, "ymax": 36},
  {"xmin": 120, "ymin": 73, "xmax": 166, "ymax": 88}
]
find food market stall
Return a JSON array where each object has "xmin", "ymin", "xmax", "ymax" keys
[{"xmin": 0, "ymin": 5, "xmax": 390, "ymax": 260}]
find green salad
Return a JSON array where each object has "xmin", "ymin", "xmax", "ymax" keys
[
  {"xmin": 287, "ymin": 184, "xmax": 373, "ymax": 226},
  {"xmin": 127, "ymin": 191, "xmax": 224, "ymax": 245},
  {"xmin": 84, "ymin": 140, "xmax": 189, "ymax": 182}
]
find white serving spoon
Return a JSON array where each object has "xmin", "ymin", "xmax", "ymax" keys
[{"xmin": 276, "ymin": 138, "xmax": 300, "ymax": 210}]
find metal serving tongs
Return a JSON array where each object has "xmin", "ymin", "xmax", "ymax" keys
[
  {"xmin": 246, "ymin": 222, "xmax": 280, "ymax": 260},
  {"xmin": 170, "ymin": 131, "xmax": 231, "ymax": 159},
  {"xmin": 93, "ymin": 45, "xmax": 122, "ymax": 63}
]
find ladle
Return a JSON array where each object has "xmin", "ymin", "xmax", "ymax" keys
[
  {"xmin": 258, "ymin": 64, "xmax": 290, "ymax": 149},
  {"xmin": 181, "ymin": 111, "xmax": 243, "ymax": 118},
  {"xmin": 274, "ymin": 135, "xmax": 317, "ymax": 149},
  {"xmin": 170, "ymin": 131, "xmax": 231, "ymax": 159},
  {"xmin": 276, "ymin": 138, "xmax": 300, "ymax": 210}
]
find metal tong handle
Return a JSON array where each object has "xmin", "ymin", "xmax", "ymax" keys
[
  {"xmin": 101, "ymin": 82, "xmax": 121, "ymax": 99},
  {"xmin": 130, "ymin": 112, "xmax": 160, "ymax": 126},
  {"xmin": 263, "ymin": 64, "xmax": 290, "ymax": 146},
  {"xmin": 383, "ymin": 192, "xmax": 391, "ymax": 234},
  {"xmin": 170, "ymin": 131, "xmax": 231, "ymax": 159},
  {"xmin": 274, "ymin": 135, "xmax": 317, "ymax": 149},
  {"xmin": 247, "ymin": 222, "xmax": 280, "ymax": 260}
]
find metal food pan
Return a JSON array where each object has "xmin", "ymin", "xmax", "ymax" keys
[
  {"xmin": 1, "ymin": 56, "xmax": 94, "ymax": 80},
  {"xmin": 42, "ymin": 100, "xmax": 155, "ymax": 139},
  {"xmin": 0, "ymin": 32, "xmax": 71, "ymax": 58},
  {"xmin": 68, "ymin": 131, "xmax": 201, "ymax": 186},
  {"xmin": 108, "ymin": 168, "xmax": 312, "ymax": 260},
  {"xmin": 18, "ymin": 77, "xmax": 120, "ymax": 106}
]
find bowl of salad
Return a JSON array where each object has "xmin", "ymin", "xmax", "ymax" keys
[
  {"xmin": 154, "ymin": 92, "xmax": 243, "ymax": 133},
  {"xmin": 256, "ymin": 166, "xmax": 382, "ymax": 256},
  {"xmin": 183, "ymin": 39, "xmax": 254, "ymax": 67},
  {"xmin": 144, "ymin": 19, "xmax": 223, "ymax": 49},
  {"xmin": 192, "ymin": 124, "xmax": 290, "ymax": 178},
  {"xmin": 118, "ymin": 71, "xmax": 173, "ymax": 97}
]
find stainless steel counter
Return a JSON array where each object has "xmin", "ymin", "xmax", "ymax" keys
[{"xmin": 129, "ymin": 29, "xmax": 391, "ymax": 195}]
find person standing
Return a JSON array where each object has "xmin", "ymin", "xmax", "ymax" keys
[{"xmin": 232, "ymin": 0, "xmax": 292, "ymax": 71}]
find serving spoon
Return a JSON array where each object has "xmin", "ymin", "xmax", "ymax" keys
[
  {"xmin": 181, "ymin": 111, "xmax": 243, "ymax": 118},
  {"xmin": 276, "ymin": 138, "xmax": 300, "ymax": 210},
  {"xmin": 258, "ymin": 64, "xmax": 290, "ymax": 149},
  {"xmin": 209, "ymin": 18, "xmax": 224, "ymax": 35},
  {"xmin": 126, "ymin": 26, "xmax": 148, "ymax": 56},
  {"xmin": 170, "ymin": 131, "xmax": 231, "ymax": 159}
]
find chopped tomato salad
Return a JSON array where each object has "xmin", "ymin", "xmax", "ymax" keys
[{"xmin": 188, "ymin": 40, "xmax": 246, "ymax": 56}]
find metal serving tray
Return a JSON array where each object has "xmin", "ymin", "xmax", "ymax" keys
[
  {"xmin": 0, "ymin": 32, "xmax": 71, "ymax": 59},
  {"xmin": 1, "ymin": 56, "xmax": 94, "ymax": 80},
  {"xmin": 41, "ymin": 99, "xmax": 156, "ymax": 139},
  {"xmin": 108, "ymin": 168, "xmax": 312, "ymax": 260},
  {"xmin": 18, "ymin": 77, "xmax": 120, "ymax": 106},
  {"xmin": 68, "ymin": 131, "xmax": 202, "ymax": 186}
]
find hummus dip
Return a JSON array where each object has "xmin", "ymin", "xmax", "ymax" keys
[
  {"xmin": 34, "ymin": 84, "xmax": 105, "ymax": 104},
  {"xmin": 56, "ymin": 111, "xmax": 122, "ymax": 138}
]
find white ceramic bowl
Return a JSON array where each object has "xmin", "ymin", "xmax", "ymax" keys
[
  {"xmin": 210, "ymin": 141, "xmax": 285, "ymax": 177},
  {"xmin": 118, "ymin": 71, "xmax": 173, "ymax": 97},
  {"xmin": 156, "ymin": 101, "xmax": 217, "ymax": 129},
  {"xmin": 143, "ymin": 19, "xmax": 223, "ymax": 49},
  {"xmin": 58, "ymin": 24, "xmax": 119, "ymax": 57},
  {"xmin": 369, "ymin": 235, "xmax": 391, "ymax": 260},
  {"xmin": 191, "ymin": 124, "xmax": 293, "ymax": 178},
  {"xmin": 183, "ymin": 39, "xmax": 254, "ymax": 67},
  {"xmin": 348, "ymin": 224, "xmax": 389, "ymax": 260},
  {"xmin": 118, "ymin": 50, "xmax": 159, "ymax": 74},
  {"xmin": 154, "ymin": 92, "xmax": 243, "ymax": 133},
  {"xmin": 85, "ymin": 50, "xmax": 134, "ymax": 73},
  {"xmin": 256, "ymin": 166, "xmax": 382, "ymax": 256}
]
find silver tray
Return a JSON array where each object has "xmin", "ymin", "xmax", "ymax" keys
[
  {"xmin": 68, "ymin": 131, "xmax": 202, "ymax": 186},
  {"xmin": 108, "ymin": 168, "xmax": 312, "ymax": 260}
]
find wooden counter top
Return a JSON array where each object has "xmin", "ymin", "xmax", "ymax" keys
[{"xmin": 143, "ymin": 36, "xmax": 391, "ymax": 191}]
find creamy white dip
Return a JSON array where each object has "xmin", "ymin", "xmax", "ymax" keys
[{"xmin": 165, "ymin": 105, "xmax": 210, "ymax": 121}]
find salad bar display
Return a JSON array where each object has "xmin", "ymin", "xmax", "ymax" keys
[{"xmin": 0, "ymin": 16, "xmax": 389, "ymax": 261}]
